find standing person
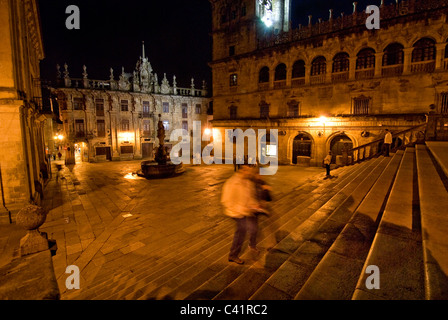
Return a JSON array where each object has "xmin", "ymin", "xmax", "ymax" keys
[
  {"xmin": 323, "ymin": 151, "xmax": 332, "ymax": 178},
  {"xmin": 383, "ymin": 129, "xmax": 392, "ymax": 157},
  {"xmin": 221, "ymin": 164, "xmax": 265, "ymax": 264}
]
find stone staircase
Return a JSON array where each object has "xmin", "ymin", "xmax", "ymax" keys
[{"xmin": 64, "ymin": 142, "xmax": 448, "ymax": 300}]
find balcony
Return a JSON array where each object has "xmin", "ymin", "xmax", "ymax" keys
[
  {"xmin": 273, "ymin": 80, "xmax": 287, "ymax": 89},
  {"xmin": 331, "ymin": 71, "xmax": 349, "ymax": 83},
  {"xmin": 310, "ymin": 74, "xmax": 326, "ymax": 85},
  {"xmin": 382, "ymin": 64, "xmax": 404, "ymax": 77},
  {"xmin": 258, "ymin": 82, "xmax": 270, "ymax": 91},
  {"xmin": 291, "ymin": 78, "xmax": 305, "ymax": 87},
  {"xmin": 355, "ymin": 68, "xmax": 375, "ymax": 80},
  {"xmin": 411, "ymin": 60, "xmax": 435, "ymax": 74}
]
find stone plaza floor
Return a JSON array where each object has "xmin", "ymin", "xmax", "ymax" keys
[{"xmin": 35, "ymin": 159, "xmax": 323, "ymax": 299}]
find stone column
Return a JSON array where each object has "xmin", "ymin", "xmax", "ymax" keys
[
  {"xmin": 435, "ymin": 43, "xmax": 446, "ymax": 71},
  {"xmin": 403, "ymin": 47, "xmax": 414, "ymax": 75},
  {"xmin": 349, "ymin": 56, "xmax": 357, "ymax": 80},
  {"xmin": 374, "ymin": 52, "xmax": 384, "ymax": 77}
]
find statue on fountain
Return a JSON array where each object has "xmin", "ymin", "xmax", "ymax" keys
[{"xmin": 155, "ymin": 114, "xmax": 167, "ymax": 165}]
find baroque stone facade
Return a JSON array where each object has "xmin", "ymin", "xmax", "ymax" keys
[
  {"xmin": 209, "ymin": 0, "xmax": 448, "ymax": 166},
  {"xmin": 51, "ymin": 44, "xmax": 211, "ymax": 163},
  {"xmin": 0, "ymin": 0, "xmax": 50, "ymax": 222}
]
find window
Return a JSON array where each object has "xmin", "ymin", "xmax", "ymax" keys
[
  {"xmin": 412, "ymin": 38, "xmax": 436, "ymax": 62},
  {"xmin": 162, "ymin": 120, "xmax": 169, "ymax": 131},
  {"xmin": 122, "ymin": 119, "xmax": 130, "ymax": 131},
  {"xmin": 96, "ymin": 147, "xmax": 107, "ymax": 156},
  {"xmin": 287, "ymin": 102, "xmax": 299, "ymax": 117},
  {"xmin": 383, "ymin": 43, "xmax": 404, "ymax": 66},
  {"xmin": 241, "ymin": 4, "xmax": 246, "ymax": 16},
  {"xmin": 260, "ymin": 102, "xmax": 270, "ymax": 119},
  {"xmin": 292, "ymin": 60, "xmax": 306, "ymax": 78},
  {"xmin": 332, "ymin": 53, "xmax": 350, "ymax": 73},
  {"xmin": 356, "ymin": 48, "xmax": 376, "ymax": 70},
  {"xmin": 182, "ymin": 103, "xmax": 188, "ymax": 118},
  {"xmin": 163, "ymin": 102, "xmax": 169, "ymax": 113},
  {"xmin": 95, "ymin": 99, "xmax": 104, "ymax": 116},
  {"xmin": 311, "ymin": 56, "xmax": 327, "ymax": 75},
  {"xmin": 259, "ymin": 66, "xmax": 270, "ymax": 83},
  {"xmin": 441, "ymin": 92, "xmax": 448, "ymax": 114},
  {"xmin": 75, "ymin": 119, "xmax": 84, "ymax": 137},
  {"xmin": 97, "ymin": 120, "xmax": 105, "ymax": 137},
  {"xmin": 195, "ymin": 104, "xmax": 201, "ymax": 114},
  {"xmin": 230, "ymin": 105, "xmax": 237, "ymax": 119},
  {"xmin": 120, "ymin": 146, "xmax": 134, "ymax": 154},
  {"xmin": 353, "ymin": 96, "xmax": 371, "ymax": 115},
  {"xmin": 142, "ymin": 101, "xmax": 150, "ymax": 117},
  {"xmin": 143, "ymin": 120, "xmax": 151, "ymax": 135},
  {"xmin": 229, "ymin": 46, "xmax": 235, "ymax": 56},
  {"xmin": 182, "ymin": 121, "xmax": 188, "ymax": 131},
  {"xmin": 230, "ymin": 74, "xmax": 238, "ymax": 86},
  {"xmin": 73, "ymin": 97, "xmax": 83, "ymax": 110},
  {"xmin": 274, "ymin": 63, "xmax": 287, "ymax": 81},
  {"xmin": 121, "ymin": 100, "xmax": 129, "ymax": 112}
]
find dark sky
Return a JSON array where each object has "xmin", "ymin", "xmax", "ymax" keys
[{"xmin": 38, "ymin": 0, "xmax": 385, "ymax": 89}]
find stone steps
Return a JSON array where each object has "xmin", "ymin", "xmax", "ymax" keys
[
  {"xmin": 72, "ymin": 162, "xmax": 363, "ymax": 299},
  {"xmin": 180, "ymin": 157, "xmax": 387, "ymax": 300},
  {"xmin": 352, "ymin": 147, "xmax": 425, "ymax": 300}
]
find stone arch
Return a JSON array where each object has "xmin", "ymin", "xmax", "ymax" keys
[
  {"xmin": 327, "ymin": 132, "xmax": 358, "ymax": 164},
  {"xmin": 258, "ymin": 66, "xmax": 270, "ymax": 83},
  {"xmin": 289, "ymin": 131, "xmax": 314, "ymax": 165},
  {"xmin": 274, "ymin": 63, "xmax": 287, "ymax": 81}
]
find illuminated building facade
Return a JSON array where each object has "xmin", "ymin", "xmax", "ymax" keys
[
  {"xmin": 0, "ymin": 0, "xmax": 51, "ymax": 222},
  {"xmin": 51, "ymin": 44, "xmax": 211, "ymax": 163},
  {"xmin": 209, "ymin": 0, "xmax": 448, "ymax": 166}
]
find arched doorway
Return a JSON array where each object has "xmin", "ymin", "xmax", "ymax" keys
[
  {"xmin": 329, "ymin": 134, "xmax": 353, "ymax": 164},
  {"xmin": 292, "ymin": 133, "xmax": 312, "ymax": 164}
]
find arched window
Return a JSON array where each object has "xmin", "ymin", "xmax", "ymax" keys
[
  {"xmin": 332, "ymin": 52, "xmax": 350, "ymax": 73},
  {"xmin": 311, "ymin": 56, "xmax": 326, "ymax": 76},
  {"xmin": 356, "ymin": 48, "xmax": 376, "ymax": 70},
  {"xmin": 292, "ymin": 60, "xmax": 306, "ymax": 78},
  {"xmin": 274, "ymin": 63, "xmax": 287, "ymax": 81},
  {"xmin": 259, "ymin": 66, "xmax": 270, "ymax": 83},
  {"xmin": 412, "ymin": 38, "xmax": 436, "ymax": 62},
  {"xmin": 383, "ymin": 43, "xmax": 404, "ymax": 66}
]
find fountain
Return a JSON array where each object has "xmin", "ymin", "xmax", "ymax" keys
[{"xmin": 138, "ymin": 114, "xmax": 185, "ymax": 178}]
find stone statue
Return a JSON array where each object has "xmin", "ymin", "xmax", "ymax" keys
[{"xmin": 155, "ymin": 114, "xmax": 167, "ymax": 165}]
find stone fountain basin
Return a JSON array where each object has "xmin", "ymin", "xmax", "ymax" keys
[{"xmin": 138, "ymin": 160, "xmax": 185, "ymax": 179}]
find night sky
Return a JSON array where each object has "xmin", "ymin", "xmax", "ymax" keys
[{"xmin": 38, "ymin": 0, "xmax": 385, "ymax": 89}]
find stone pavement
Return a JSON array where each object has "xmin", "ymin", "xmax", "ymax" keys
[{"xmin": 38, "ymin": 159, "xmax": 323, "ymax": 299}]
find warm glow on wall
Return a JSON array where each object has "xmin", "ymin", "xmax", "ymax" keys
[{"xmin": 118, "ymin": 132, "xmax": 135, "ymax": 141}]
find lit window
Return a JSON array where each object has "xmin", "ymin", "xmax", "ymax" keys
[
  {"xmin": 195, "ymin": 104, "xmax": 201, "ymax": 114},
  {"xmin": 163, "ymin": 120, "xmax": 169, "ymax": 131},
  {"xmin": 230, "ymin": 74, "xmax": 238, "ymax": 86},
  {"xmin": 122, "ymin": 120, "xmax": 130, "ymax": 131},
  {"xmin": 121, "ymin": 100, "xmax": 129, "ymax": 112}
]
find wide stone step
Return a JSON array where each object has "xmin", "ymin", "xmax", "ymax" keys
[
  {"xmin": 353, "ymin": 147, "xmax": 425, "ymax": 300},
  {"xmin": 249, "ymin": 156, "xmax": 392, "ymax": 300},
  {"xmin": 416, "ymin": 144, "xmax": 448, "ymax": 299},
  {"xmin": 182, "ymin": 158, "xmax": 385, "ymax": 300}
]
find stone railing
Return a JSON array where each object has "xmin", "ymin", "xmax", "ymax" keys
[
  {"xmin": 411, "ymin": 60, "xmax": 436, "ymax": 74},
  {"xmin": 382, "ymin": 64, "xmax": 404, "ymax": 77},
  {"xmin": 258, "ymin": 0, "xmax": 448, "ymax": 50},
  {"xmin": 58, "ymin": 77, "xmax": 208, "ymax": 97},
  {"xmin": 310, "ymin": 74, "xmax": 326, "ymax": 85},
  {"xmin": 349, "ymin": 123, "xmax": 427, "ymax": 164},
  {"xmin": 331, "ymin": 71, "xmax": 349, "ymax": 83},
  {"xmin": 291, "ymin": 77, "xmax": 306, "ymax": 87},
  {"xmin": 355, "ymin": 68, "xmax": 375, "ymax": 80}
]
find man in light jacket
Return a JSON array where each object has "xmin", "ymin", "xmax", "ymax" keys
[
  {"xmin": 383, "ymin": 129, "xmax": 393, "ymax": 157},
  {"xmin": 221, "ymin": 164, "xmax": 265, "ymax": 264}
]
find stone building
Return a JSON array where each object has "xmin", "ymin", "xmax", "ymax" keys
[
  {"xmin": 208, "ymin": 0, "xmax": 448, "ymax": 166},
  {"xmin": 0, "ymin": 0, "xmax": 51, "ymax": 223},
  {"xmin": 51, "ymin": 44, "xmax": 211, "ymax": 164}
]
